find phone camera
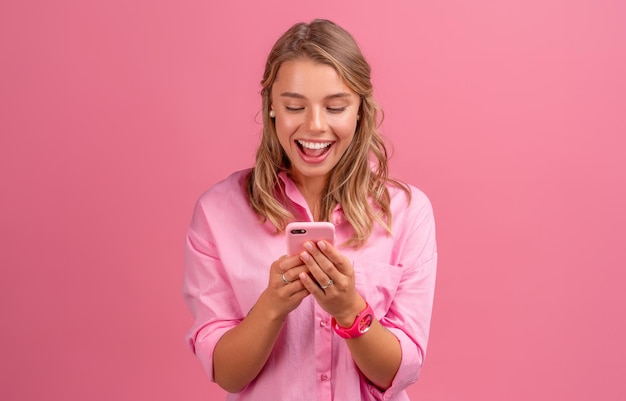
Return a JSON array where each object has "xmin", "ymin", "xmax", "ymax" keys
[{"xmin": 290, "ymin": 229, "xmax": 307, "ymax": 235}]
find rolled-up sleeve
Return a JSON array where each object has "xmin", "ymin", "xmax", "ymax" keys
[
  {"xmin": 182, "ymin": 199, "xmax": 242, "ymax": 382},
  {"xmin": 365, "ymin": 190, "xmax": 438, "ymax": 400}
]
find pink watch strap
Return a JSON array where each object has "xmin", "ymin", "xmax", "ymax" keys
[{"xmin": 331, "ymin": 303, "xmax": 374, "ymax": 339}]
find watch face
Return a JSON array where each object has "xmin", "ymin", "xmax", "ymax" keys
[{"xmin": 358, "ymin": 313, "xmax": 373, "ymax": 334}]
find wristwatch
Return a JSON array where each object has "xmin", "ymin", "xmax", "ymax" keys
[{"xmin": 331, "ymin": 303, "xmax": 374, "ymax": 339}]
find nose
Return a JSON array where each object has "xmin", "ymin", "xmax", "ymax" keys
[{"xmin": 305, "ymin": 107, "xmax": 327, "ymax": 133}]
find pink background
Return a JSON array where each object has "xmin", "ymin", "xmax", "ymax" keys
[{"xmin": 1, "ymin": 0, "xmax": 625, "ymax": 400}]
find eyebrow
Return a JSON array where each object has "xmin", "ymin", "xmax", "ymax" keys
[{"xmin": 279, "ymin": 92, "xmax": 352, "ymax": 100}]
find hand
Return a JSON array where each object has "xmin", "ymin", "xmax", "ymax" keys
[
  {"xmin": 260, "ymin": 254, "xmax": 311, "ymax": 321},
  {"xmin": 296, "ymin": 241, "xmax": 366, "ymax": 326}
]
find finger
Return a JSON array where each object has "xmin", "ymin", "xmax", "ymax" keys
[
  {"xmin": 299, "ymin": 249, "xmax": 333, "ymax": 290},
  {"xmin": 285, "ymin": 282, "xmax": 310, "ymax": 297},
  {"xmin": 297, "ymin": 271, "xmax": 326, "ymax": 296},
  {"xmin": 279, "ymin": 264, "xmax": 309, "ymax": 284},
  {"xmin": 274, "ymin": 254, "xmax": 306, "ymax": 274},
  {"xmin": 315, "ymin": 240, "xmax": 353, "ymax": 275},
  {"xmin": 276, "ymin": 269, "xmax": 310, "ymax": 293},
  {"xmin": 302, "ymin": 241, "xmax": 339, "ymax": 279}
]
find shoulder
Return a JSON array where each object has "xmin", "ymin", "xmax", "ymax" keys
[
  {"xmin": 386, "ymin": 180, "xmax": 437, "ymax": 261},
  {"xmin": 192, "ymin": 169, "xmax": 253, "ymax": 223},
  {"xmin": 388, "ymin": 180, "xmax": 433, "ymax": 216},
  {"xmin": 196, "ymin": 169, "xmax": 251, "ymax": 205},
  {"xmin": 387, "ymin": 180, "xmax": 435, "ymax": 235}
]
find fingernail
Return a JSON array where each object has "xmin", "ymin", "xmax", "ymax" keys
[
  {"xmin": 317, "ymin": 240, "xmax": 326, "ymax": 251},
  {"xmin": 304, "ymin": 242, "xmax": 314, "ymax": 251},
  {"xmin": 300, "ymin": 252, "xmax": 310, "ymax": 261}
]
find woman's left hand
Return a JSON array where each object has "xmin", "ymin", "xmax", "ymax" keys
[{"xmin": 297, "ymin": 240, "xmax": 366, "ymax": 326}]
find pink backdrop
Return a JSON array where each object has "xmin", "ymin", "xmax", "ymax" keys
[{"xmin": 1, "ymin": 1, "xmax": 625, "ymax": 400}]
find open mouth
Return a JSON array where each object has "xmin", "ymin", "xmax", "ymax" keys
[{"xmin": 296, "ymin": 139, "xmax": 333, "ymax": 159}]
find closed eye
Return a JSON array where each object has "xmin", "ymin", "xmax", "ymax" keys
[
  {"xmin": 285, "ymin": 106, "xmax": 304, "ymax": 112},
  {"xmin": 327, "ymin": 107, "xmax": 346, "ymax": 113}
]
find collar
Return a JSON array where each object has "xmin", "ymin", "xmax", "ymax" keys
[{"xmin": 277, "ymin": 171, "xmax": 346, "ymax": 225}]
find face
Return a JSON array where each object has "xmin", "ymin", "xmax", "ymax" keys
[{"xmin": 270, "ymin": 58, "xmax": 360, "ymax": 187}]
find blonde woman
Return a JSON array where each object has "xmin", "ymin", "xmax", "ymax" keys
[{"xmin": 183, "ymin": 19, "xmax": 437, "ymax": 401}]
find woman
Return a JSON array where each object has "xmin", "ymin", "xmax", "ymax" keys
[{"xmin": 183, "ymin": 19, "xmax": 437, "ymax": 401}]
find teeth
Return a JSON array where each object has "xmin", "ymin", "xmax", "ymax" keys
[{"xmin": 297, "ymin": 140, "xmax": 331, "ymax": 150}]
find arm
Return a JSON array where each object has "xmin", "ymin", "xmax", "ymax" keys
[
  {"xmin": 298, "ymin": 192, "xmax": 437, "ymax": 393},
  {"xmin": 212, "ymin": 256, "xmax": 310, "ymax": 392},
  {"xmin": 183, "ymin": 200, "xmax": 312, "ymax": 393},
  {"xmin": 298, "ymin": 243, "xmax": 400, "ymax": 390},
  {"xmin": 339, "ymin": 305, "xmax": 402, "ymax": 390}
]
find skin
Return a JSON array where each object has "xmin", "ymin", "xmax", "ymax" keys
[
  {"xmin": 271, "ymin": 58, "xmax": 359, "ymax": 217},
  {"xmin": 212, "ymin": 58, "xmax": 402, "ymax": 393}
]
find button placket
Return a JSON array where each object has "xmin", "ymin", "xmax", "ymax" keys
[{"xmin": 314, "ymin": 306, "xmax": 333, "ymax": 401}]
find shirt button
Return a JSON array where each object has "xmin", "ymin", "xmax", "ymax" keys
[
  {"xmin": 321, "ymin": 374, "xmax": 329, "ymax": 381},
  {"xmin": 320, "ymin": 319, "xmax": 327, "ymax": 327}
]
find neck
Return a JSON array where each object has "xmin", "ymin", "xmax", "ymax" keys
[{"xmin": 290, "ymin": 173, "xmax": 328, "ymax": 221}]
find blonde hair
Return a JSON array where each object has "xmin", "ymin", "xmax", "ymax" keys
[{"xmin": 246, "ymin": 19, "xmax": 409, "ymax": 247}]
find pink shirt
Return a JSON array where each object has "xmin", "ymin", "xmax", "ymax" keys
[{"xmin": 183, "ymin": 170, "xmax": 437, "ymax": 401}]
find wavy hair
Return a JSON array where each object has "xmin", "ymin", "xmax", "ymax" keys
[{"xmin": 246, "ymin": 19, "xmax": 409, "ymax": 248}]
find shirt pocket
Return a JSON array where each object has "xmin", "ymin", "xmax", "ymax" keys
[{"xmin": 353, "ymin": 260, "xmax": 403, "ymax": 318}]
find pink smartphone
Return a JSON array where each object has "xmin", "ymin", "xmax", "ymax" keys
[{"xmin": 286, "ymin": 222, "xmax": 335, "ymax": 255}]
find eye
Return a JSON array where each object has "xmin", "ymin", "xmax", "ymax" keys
[
  {"xmin": 285, "ymin": 106, "xmax": 304, "ymax": 112},
  {"xmin": 327, "ymin": 107, "xmax": 346, "ymax": 114}
]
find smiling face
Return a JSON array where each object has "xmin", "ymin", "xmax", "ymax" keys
[{"xmin": 270, "ymin": 58, "xmax": 360, "ymax": 188}]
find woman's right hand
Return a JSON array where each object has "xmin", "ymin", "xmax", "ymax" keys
[{"xmin": 260, "ymin": 254, "xmax": 311, "ymax": 320}]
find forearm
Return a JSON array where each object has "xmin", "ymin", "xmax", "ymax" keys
[
  {"xmin": 297, "ymin": 242, "xmax": 403, "ymax": 390},
  {"xmin": 344, "ymin": 320, "xmax": 401, "ymax": 390},
  {"xmin": 212, "ymin": 292, "xmax": 286, "ymax": 393}
]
